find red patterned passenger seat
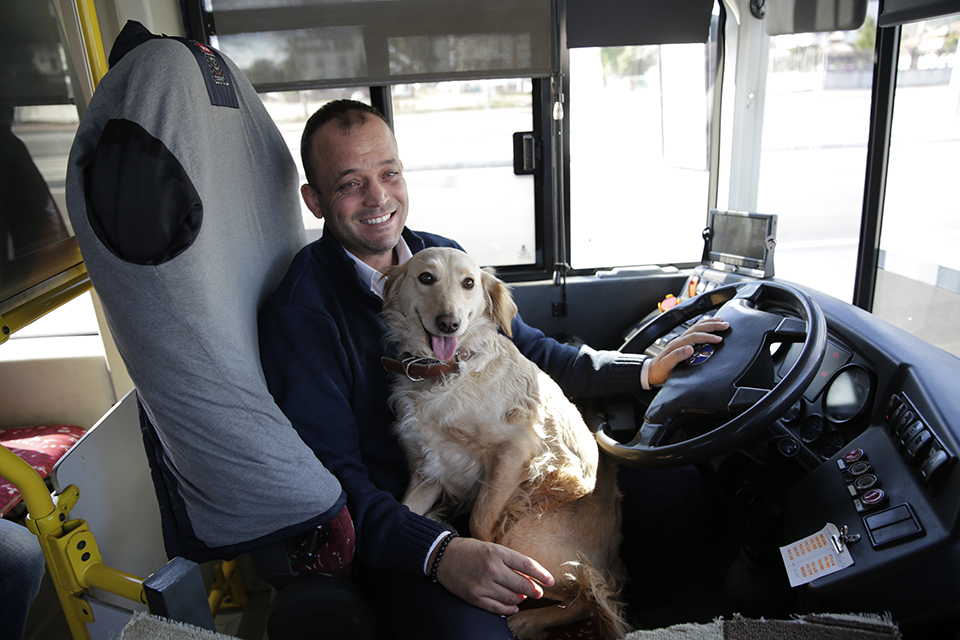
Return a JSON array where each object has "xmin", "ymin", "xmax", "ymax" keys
[{"xmin": 0, "ymin": 425, "xmax": 85, "ymax": 516}]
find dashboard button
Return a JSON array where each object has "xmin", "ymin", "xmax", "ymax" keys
[
  {"xmin": 776, "ymin": 435, "xmax": 800, "ymax": 458},
  {"xmin": 888, "ymin": 400, "xmax": 907, "ymax": 433},
  {"xmin": 899, "ymin": 420, "xmax": 925, "ymax": 450},
  {"xmin": 885, "ymin": 394, "xmax": 902, "ymax": 422},
  {"xmin": 864, "ymin": 504, "xmax": 912, "ymax": 529},
  {"xmin": 861, "ymin": 489, "xmax": 887, "ymax": 508},
  {"xmin": 849, "ymin": 461, "xmax": 872, "ymax": 476},
  {"xmin": 854, "ymin": 474, "xmax": 880, "ymax": 493},
  {"xmin": 895, "ymin": 411, "xmax": 916, "ymax": 438},
  {"xmin": 863, "ymin": 504, "xmax": 922, "ymax": 547},
  {"xmin": 904, "ymin": 429, "xmax": 933, "ymax": 464},
  {"xmin": 920, "ymin": 447, "xmax": 951, "ymax": 488},
  {"xmin": 843, "ymin": 448, "xmax": 865, "ymax": 464}
]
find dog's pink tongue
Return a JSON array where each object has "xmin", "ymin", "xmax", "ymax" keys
[{"xmin": 431, "ymin": 335, "xmax": 459, "ymax": 361}]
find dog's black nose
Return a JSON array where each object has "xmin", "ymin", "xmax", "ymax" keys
[{"xmin": 436, "ymin": 314, "xmax": 460, "ymax": 334}]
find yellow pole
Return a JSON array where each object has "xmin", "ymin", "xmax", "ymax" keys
[{"xmin": 75, "ymin": 0, "xmax": 109, "ymax": 87}]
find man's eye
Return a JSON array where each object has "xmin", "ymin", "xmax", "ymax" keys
[
  {"xmin": 462, "ymin": 278, "xmax": 475, "ymax": 290},
  {"xmin": 418, "ymin": 272, "xmax": 435, "ymax": 285}
]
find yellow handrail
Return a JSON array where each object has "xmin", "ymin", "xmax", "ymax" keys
[
  {"xmin": 0, "ymin": 445, "xmax": 147, "ymax": 640},
  {"xmin": 75, "ymin": 0, "xmax": 108, "ymax": 87},
  {"xmin": 0, "ymin": 444, "xmax": 57, "ymax": 521}
]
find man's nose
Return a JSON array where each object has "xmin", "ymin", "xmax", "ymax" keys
[{"xmin": 363, "ymin": 180, "xmax": 389, "ymax": 207}]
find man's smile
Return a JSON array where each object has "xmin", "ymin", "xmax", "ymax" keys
[{"xmin": 361, "ymin": 211, "xmax": 395, "ymax": 225}]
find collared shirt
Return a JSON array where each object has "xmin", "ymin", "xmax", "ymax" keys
[{"xmin": 344, "ymin": 237, "xmax": 414, "ymax": 298}]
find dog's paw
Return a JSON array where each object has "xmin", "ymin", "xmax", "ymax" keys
[{"xmin": 506, "ymin": 610, "xmax": 548, "ymax": 640}]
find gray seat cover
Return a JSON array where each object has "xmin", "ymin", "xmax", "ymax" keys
[{"xmin": 65, "ymin": 31, "xmax": 342, "ymax": 555}]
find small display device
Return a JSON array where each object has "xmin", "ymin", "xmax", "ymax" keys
[{"xmin": 702, "ymin": 209, "xmax": 777, "ymax": 277}]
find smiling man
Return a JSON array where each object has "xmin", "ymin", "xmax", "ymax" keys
[
  {"xmin": 299, "ymin": 108, "xmax": 409, "ymax": 273},
  {"xmin": 258, "ymin": 99, "xmax": 725, "ymax": 639}
]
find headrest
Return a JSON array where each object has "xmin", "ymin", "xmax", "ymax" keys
[{"xmin": 66, "ymin": 23, "xmax": 343, "ymax": 557}]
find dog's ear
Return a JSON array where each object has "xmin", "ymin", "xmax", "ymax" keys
[
  {"xmin": 381, "ymin": 262, "xmax": 407, "ymax": 312},
  {"xmin": 481, "ymin": 267, "xmax": 518, "ymax": 337}
]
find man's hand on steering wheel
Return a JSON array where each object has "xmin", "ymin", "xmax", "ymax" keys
[
  {"xmin": 600, "ymin": 281, "xmax": 827, "ymax": 468},
  {"xmin": 648, "ymin": 316, "xmax": 730, "ymax": 387}
]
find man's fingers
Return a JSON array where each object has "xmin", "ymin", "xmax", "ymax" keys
[
  {"xmin": 503, "ymin": 569, "xmax": 546, "ymax": 601},
  {"xmin": 648, "ymin": 318, "xmax": 727, "ymax": 385},
  {"xmin": 478, "ymin": 595, "xmax": 522, "ymax": 617},
  {"xmin": 501, "ymin": 549, "xmax": 555, "ymax": 590}
]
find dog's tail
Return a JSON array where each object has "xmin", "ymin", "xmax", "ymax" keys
[{"xmin": 563, "ymin": 557, "xmax": 632, "ymax": 640}]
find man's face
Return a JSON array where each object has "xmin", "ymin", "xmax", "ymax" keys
[{"xmin": 301, "ymin": 117, "xmax": 408, "ymax": 269}]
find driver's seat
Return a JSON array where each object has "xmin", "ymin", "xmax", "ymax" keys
[{"xmin": 65, "ymin": 21, "xmax": 374, "ymax": 638}]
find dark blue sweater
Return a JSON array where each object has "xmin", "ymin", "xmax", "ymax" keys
[{"xmin": 258, "ymin": 228, "xmax": 645, "ymax": 576}]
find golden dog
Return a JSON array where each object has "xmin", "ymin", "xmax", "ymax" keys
[{"xmin": 381, "ymin": 247, "xmax": 630, "ymax": 640}]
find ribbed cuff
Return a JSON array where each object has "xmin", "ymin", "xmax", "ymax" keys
[
  {"xmin": 590, "ymin": 349, "xmax": 646, "ymax": 396},
  {"xmin": 391, "ymin": 512, "xmax": 451, "ymax": 576}
]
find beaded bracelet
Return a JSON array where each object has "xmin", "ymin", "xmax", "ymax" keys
[{"xmin": 429, "ymin": 531, "xmax": 458, "ymax": 582}]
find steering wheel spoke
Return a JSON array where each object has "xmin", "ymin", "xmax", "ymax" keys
[
  {"xmin": 773, "ymin": 316, "xmax": 808, "ymax": 340},
  {"xmin": 599, "ymin": 281, "xmax": 827, "ymax": 468},
  {"xmin": 729, "ymin": 386, "xmax": 771, "ymax": 414}
]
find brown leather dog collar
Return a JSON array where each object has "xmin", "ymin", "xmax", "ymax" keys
[{"xmin": 381, "ymin": 349, "xmax": 473, "ymax": 381}]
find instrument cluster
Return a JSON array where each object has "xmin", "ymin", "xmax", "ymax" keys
[{"xmin": 777, "ymin": 337, "xmax": 875, "ymax": 461}]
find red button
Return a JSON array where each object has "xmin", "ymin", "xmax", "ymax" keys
[
  {"xmin": 862, "ymin": 489, "xmax": 885, "ymax": 504},
  {"xmin": 844, "ymin": 448, "xmax": 865, "ymax": 463}
]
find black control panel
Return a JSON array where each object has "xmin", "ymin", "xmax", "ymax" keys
[
  {"xmin": 884, "ymin": 392, "xmax": 955, "ymax": 494},
  {"xmin": 836, "ymin": 447, "xmax": 925, "ymax": 548}
]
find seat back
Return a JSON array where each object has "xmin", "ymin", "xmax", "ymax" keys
[{"xmin": 65, "ymin": 22, "xmax": 343, "ymax": 562}]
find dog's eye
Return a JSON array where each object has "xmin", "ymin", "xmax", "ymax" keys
[
  {"xmin": 418, "ymin": 272, "xmax": 435, "ymax": 285},
  {"xmin": 462, "ymin": 278, "xmax": 475, "ymax": 290}
]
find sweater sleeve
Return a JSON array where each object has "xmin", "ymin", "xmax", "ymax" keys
[
  {"xmin": 259, "ymin": 298, "xmax": 447, "ymax": 576},
  {"xmin": 510, "ymin": 313, "xmax": 646, "ymax": 398}
]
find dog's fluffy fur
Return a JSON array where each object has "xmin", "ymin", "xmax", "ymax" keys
[{"xmin": 382, "ymin": 247, "xmax": 630, "ymax": 640}]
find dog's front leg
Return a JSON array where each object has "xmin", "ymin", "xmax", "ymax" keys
[
  {"xmin": 403, "ymin": 475, "xmax": 444, "ymax": 516},
  {"xmin": 470, "ymin": 441, "xmax": 533, "ymax": 542}
]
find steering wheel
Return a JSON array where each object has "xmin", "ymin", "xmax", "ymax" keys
[{"xmin": 597, "ymin": 281, "xmax": 827, "ymax": 468}]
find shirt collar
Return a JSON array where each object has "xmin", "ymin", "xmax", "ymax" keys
[{"xmin": 344, "ymin": 236, "xmax": 413, "ymax": 299}]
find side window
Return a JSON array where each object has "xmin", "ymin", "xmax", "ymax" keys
[
  {"xmin": 1, "ymin": 0, "xmax": 95, "ymax": 340},
  {"xmin": 568, "ymin": 42, "xmax": 715, "ymax": 269},
  {"xmin": 390, "ymin": 80, "xmax": 536, "ymax": 267},
  {"xmin": 875, "ymin": 12, "xmax": 960, "ymax": 357}
]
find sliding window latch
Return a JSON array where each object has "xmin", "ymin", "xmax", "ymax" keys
[{"xmin": 512, "ymin": 132, "xmax": 537, "ymax": 175}]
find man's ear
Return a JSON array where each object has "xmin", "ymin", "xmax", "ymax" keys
[
  {"xmin": 481, "ymin": 267, "xmax": 517, "ymax": 337},
  {"xmin": 301, "ymin": 183, "xmax": 324, "ymax": 220}
]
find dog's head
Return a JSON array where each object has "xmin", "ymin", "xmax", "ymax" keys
[{"xmin": 382, "ymin": 247, "xmax": 517, "ymax": 361}]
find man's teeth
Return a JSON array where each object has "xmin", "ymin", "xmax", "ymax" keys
[{"xmin": 361, "ymin": 212, "xmax": 393, "ymax": 225}]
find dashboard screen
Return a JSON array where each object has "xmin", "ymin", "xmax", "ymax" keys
[{"xmin": 705, "ymin": 210, "xmax": 777, "ymax": 275}]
